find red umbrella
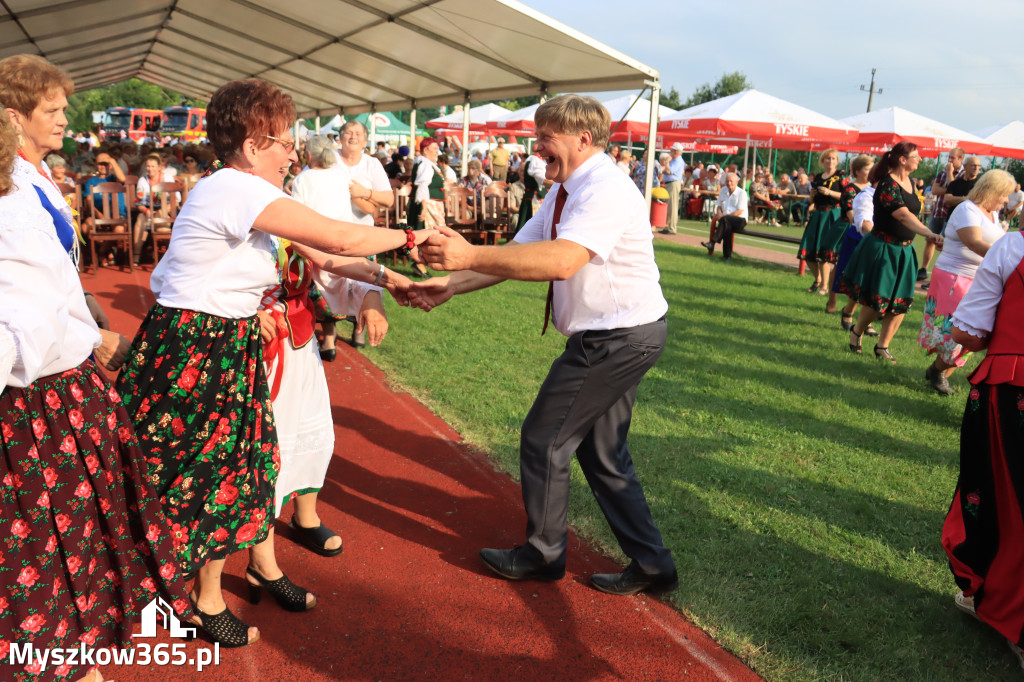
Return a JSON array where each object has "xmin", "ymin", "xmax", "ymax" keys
[
  {"xmin": 658, "ymin": 89, "xmax": 859, "ymax": 150},
  {"xmin": 838, "ymin": 107, "xmax": 991, "ymax": 157}
]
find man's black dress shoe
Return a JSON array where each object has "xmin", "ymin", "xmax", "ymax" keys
[
  {"xmin": 590, "ymin": 561, "xmax": 679, "ymax": 596},
  {"xmin": 479, "ymin": 546, "xmax": 565, "ymax": 582},
  {"xmin": 700, "ymin": 240, "xmax": 715, "ymax": 254}
]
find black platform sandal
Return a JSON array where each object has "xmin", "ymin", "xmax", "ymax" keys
[
  {"xmin": 874, "ymin": 345, "xmax": 896, "ymax": 364},
  {"xmin": 840, "ymin": 314, "xmax": 854, "ymax": 331},
  {"xmin": 849, "ymin": 327, "xmax": 863, "ymax": 354},
  {"xmin": 246, "ymin": 567, "xmax": 317, "ymax": 612},
  {"xmin": 864, "ymin": 325, "xmax": 879, "ymax": 337},
  {"xmin": 187, "ymin": 595, "xmax": 258, "ymax": 648},
  {"xmin": 288, "ymin": 517, "xmax": 343, "ymax": 557}
]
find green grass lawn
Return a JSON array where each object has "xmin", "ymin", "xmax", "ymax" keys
[{"xmin": 360, "ymin": 242, "xmax": 1019, "ymax": 681}]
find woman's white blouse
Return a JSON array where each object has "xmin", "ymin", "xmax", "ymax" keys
[
  {"xmin": 952, "ymin": 232, "xmax": 1024, "ymax": 339},
  {"xmin": 0, "ymin": 181, "xmax": 100, "ymax": 387}
]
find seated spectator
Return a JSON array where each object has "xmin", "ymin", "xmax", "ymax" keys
[
  {"xmin": 701, "ymin": 172, "xmax": 749, "ymax": 260},
  {"xmin": 793, "ymin": 172, "xmax": 812, "ymax": 225},
  {"xmin": 460, "ymin": 158, "xmax": 492, "ymax": 207},
  {"xmin": 703, "ymin": 166, "xmax": 721, "ymax": 194},
  {"xmin": 44, "ymin": 153, "xmax": 71, "ymax": 184},
  {"xmin": 81, "ymin": 153, "xmax": 128, "ymax": 265},
  {"xmin": 178, "ymin": 151, "xmax": 203, "ymax": 192},
  {"xmin": 437, "ymin": 153, "xmax": 458, "ymax": 184},
  {"xmin": 384, "ymin": 151, "xmax": 404, "ymax": 180}
]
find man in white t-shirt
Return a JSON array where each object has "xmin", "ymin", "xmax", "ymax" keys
[{"xmin": 412, "ymin": 95, "xmax": 677, "ymax": 597}]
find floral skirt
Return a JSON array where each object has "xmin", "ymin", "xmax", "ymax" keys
[
  {"xmin": 838, "ymin": 233, "xmax": 918, "ymax": 315},
  {"xmin": 917, "ymin": 267, "xmax": 973, "ymax": 367},
  {"xmin": 116, "ymin": 304, "xmax": 280, "ymax": 574},
  {"xmin": 831, "ymin": 224, "xmax": 863, "ymax": 295},
  {"xmin": 942, "ymin": 383, "xmax": 1024, "ymax": 646},
  {"xmin": 1, "ymin": 361, "xmax": 192, "ymax": 682},
  {"xmin": 797, "ymin": 206, "xmax": 843, "ymax": 263}
]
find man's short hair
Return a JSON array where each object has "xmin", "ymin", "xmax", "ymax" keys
[
  {"xmin": 534, "ymin": 95, "xmax": 610, "ymax": 150},
  {"xmin": 950, "ymin": 147, "xmax": 965, "ymax": 160},
  {"xmin": 339, "ymin": 120, "xmax": 368, "ymax": 138}
]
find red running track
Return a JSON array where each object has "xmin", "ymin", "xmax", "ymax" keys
[{"xmin": 85, "ymin": 265, "xmax": 761, "ymax": 682}]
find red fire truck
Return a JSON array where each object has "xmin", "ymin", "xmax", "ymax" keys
[
  {"xmin": 103, "ymin": 107, "xmax": 163, "ymax": 142},
  {"xmin": 161, "ymin": 106, "xmax": 206, "ymax": 141}
]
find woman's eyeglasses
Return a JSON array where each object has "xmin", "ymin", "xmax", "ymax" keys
[{"xmin": 264, "ymin": 135, "xmax": 296, "ymax": 153}]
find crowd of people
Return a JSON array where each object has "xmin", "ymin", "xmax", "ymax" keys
[
  {"xmin": 1, "ymin": 54, "xmax": 680, "ymax": 680},
  {"xmin": 5, "ymin": 48, "xmax": 1024, "ymax": 677}
]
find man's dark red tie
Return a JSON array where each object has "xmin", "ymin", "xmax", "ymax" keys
[{"xmin": 542, "ymin": 185, "xmax": 569, "ymax": 335}]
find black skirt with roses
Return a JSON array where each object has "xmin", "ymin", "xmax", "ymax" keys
[
  {"xmin": 1, "ymin": 361, "xmax": 192, "ymax": 682},
  {"xmin": 116, "ymin": 304, "xmax": 280, "ymax": 574},
  {"xmin": 942, "ymin": 382, "xmax": 1024, "ymax": 647}
]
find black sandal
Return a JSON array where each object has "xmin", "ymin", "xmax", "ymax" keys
[
  {"xmin": 187, "ymin": 594, "xmax": 258, "ymax": 648},
  {"xmin": 849, "ymin": 328, "xmax": 863, "ymax": 354},
  {"xmin": 874, "ymin": 345, "xmax": 896, "ymax": 364},
  {"xmin": 864, "ymin": 325, "xmax": 880, "ymax": 337},
  {"xmin": 246, "ymin": 567, "xmax": 316, "ymax": 612},
  {"xmin": 288, "ymin": 517, "xmax": 343, "ymax": 557},
  {"xmin": 840, "ymin": 314, "xmax": 854, "ymax": 331}
]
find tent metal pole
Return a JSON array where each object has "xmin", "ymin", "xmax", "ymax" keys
[
  {"xmin": 409, "ymin": 108, "xmax": 416, "ymax": 148},
  {"xmin": 369, "ymin": 108, "xmax": 376, "ymax": 150},
  {"xmin": 743, "ymin": 135, "xmax": 750, "ymax": 176},
  {"xmin": 644, "ymin": 80, "xmax": 660, "ymax": 209},
  {"xmin": 461, "ymin": 95, "xmax": 471, "ymax": 177},
  {"xmin": 315, "ymin": 115, "xmax": 320, "ymax": 134}
]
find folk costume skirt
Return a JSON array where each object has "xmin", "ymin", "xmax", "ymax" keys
[
  {"xmin": 942, "ymin": 382, "xmax": 1024, "ymax": 647},
  {"xmin": 917, "ymin": 267, "xmax": 973, "ymax": 367},
  {"xmin": 116, "ymin": 304, "xmax": 280, "ymax": 574},
  {"xmin": 838, "ymin": 232, "xmax": 917, "ymax": 315},
  {"xmin": 797, "ymin": 206, "xmax": 843, "ymax": 263},
  {"xmin": 830, "ymin": 223, "xmax": 862, "ymax": 294},
  {"xmin": 1, "ymin": 361, "xmax": 192, "ymax": 682}
]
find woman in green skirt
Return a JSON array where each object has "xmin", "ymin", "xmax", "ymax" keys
[
  {"xmin": 840, "ymin": 141, "xmax": 942, "ymax": 363},
  {"xmin": 798, "ymin": 148, "xmax": 846, "ymax": 294}
]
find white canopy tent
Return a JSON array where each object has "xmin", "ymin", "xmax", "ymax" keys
[
  {"xmin": 0, "ymin": 0, "xmax": 661, "ymax": 186},
  {"xmin": 972, "ymin": 121, "xmax": 1024, "ymax": 161}
]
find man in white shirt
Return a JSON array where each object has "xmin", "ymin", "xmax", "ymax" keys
[
  {"xmin": 701, "ymin": 172, "xmax": 748, "ymax": 260},
  {"xmin": 412, "ymin": 95, "xmax": 677, "ymax": 596}
]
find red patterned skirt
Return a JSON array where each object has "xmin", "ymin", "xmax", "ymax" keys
[
  {"xmin": 116, "ymin": 305, "xmax": 280, "ymax": 574},
  {"xmin": 1, "ymin": 361, "xmax": 192, "ymax": 681},
  {"xmin": 942, "ymin": 383, "xmax": 1024, "ymax": 647}
]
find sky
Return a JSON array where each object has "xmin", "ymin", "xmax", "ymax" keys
[{"xmin": 523, "ymin": 0, "xmax": 1024, "ymax": 135}]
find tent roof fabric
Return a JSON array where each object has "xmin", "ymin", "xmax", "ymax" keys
[
  {"xmin": 2, "ymin": 0, "xmax": 658, "ymax": 118},
  {"xmin": 658, "ymin": 89, "xmax": 858, "ymax": 148},
  {"xmin": 839, "ymin": 106, "xmax": 990, "ymax": 155},
  {"xmin": 973, "ymin": 121, "xmax": 1024, "ymax": 159}
]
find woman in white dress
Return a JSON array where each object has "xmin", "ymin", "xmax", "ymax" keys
[{"xmin": 265, "ymin": 134, "xmax": 411, "ymax": 556}]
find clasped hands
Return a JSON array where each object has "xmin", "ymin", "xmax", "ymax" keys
[{"xmin": 390, "ymin": 225, "xmax": 472, "ymax": 312}]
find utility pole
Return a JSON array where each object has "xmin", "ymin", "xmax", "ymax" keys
[{"xmin": 860, "ymin": 69, "xmax": 883, "ymax": 112}]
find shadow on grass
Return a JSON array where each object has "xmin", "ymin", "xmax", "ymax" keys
[{"xmin": 565, "ymin": 467, "xmax": 1018, "ymax": 681}]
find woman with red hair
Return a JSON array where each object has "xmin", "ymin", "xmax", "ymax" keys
[{"xmin": 116, "ymin": 79, "xmax": 432, "ymax": 647}]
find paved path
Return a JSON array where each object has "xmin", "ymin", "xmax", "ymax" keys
[{"xmin": 88, "ymin": 265, "xmax": 761, "ymax": 682}]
